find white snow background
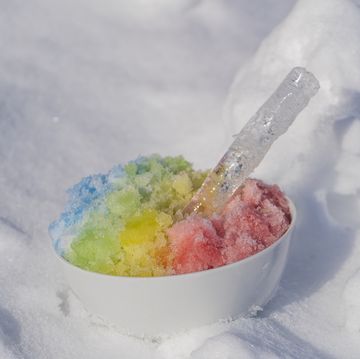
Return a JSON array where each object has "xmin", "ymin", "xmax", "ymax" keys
[{"xmin": 1, "ymin": 0, "xmax": 360, "ymax": 358}]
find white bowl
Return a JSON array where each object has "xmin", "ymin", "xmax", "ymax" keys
[{"xmin": 54, "ymin": 199, "xmax": 296, "ymax": 336}]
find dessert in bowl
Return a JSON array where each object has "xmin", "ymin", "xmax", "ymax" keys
[
  {"xmin": 50, "ymin": 155, "xmax": 295, "ymax": 335},
  {"xmin": 49, "ymin": 67, "xmax": 321, "ymax": 335}
]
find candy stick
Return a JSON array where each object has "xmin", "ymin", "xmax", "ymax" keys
[{"xmin": 184, "ymin": 67, "xmax": 320, "ymax": 216}]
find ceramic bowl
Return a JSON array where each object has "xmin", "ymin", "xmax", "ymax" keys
[{"xmin": 54, "ymin": 199, "xmax": 296, "ymax": 336}]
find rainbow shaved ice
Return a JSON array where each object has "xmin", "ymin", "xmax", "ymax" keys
[{"xmin": 49, "ymin": 155, "xmax": 291, "ymax": 277}]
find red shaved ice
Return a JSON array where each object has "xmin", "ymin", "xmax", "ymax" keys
[
  {"xmin": 167, "ymin": 216, "xmax": 224, "ymax": 274},
  {"xmin": 168, "ymin": 178, "xmax": 291, "ymax": 274}
]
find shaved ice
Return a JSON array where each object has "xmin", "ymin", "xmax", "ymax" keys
[{"xmin": 49, "ymin": 155, "xmax": 291, "ymax": 276}]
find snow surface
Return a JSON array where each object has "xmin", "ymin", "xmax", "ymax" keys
[{"xmin": 1, "ymin": 0, "xmax": 360, "ymax": 358}]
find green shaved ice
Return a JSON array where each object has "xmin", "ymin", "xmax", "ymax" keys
[
  {"xmin": 106, "ymin": 186, "xmax": 141, "ymax": 218},
  {"xmin": 162, "ymin": 156, "xmax": 192, "ymax": 173}
]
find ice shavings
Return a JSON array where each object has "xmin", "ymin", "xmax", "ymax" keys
[{"xmin": 50, "ymin": 154, "xmax": 290, "ymax": 276}]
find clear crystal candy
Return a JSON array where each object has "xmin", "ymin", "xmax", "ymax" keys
[{"xmin": 184, "ymin": 67, "xmax": 320, "ymax": 216}]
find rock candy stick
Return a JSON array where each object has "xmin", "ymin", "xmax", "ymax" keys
[{"xmin": 184, "ymin": 67, "xmax": 320, "ymax": 216}]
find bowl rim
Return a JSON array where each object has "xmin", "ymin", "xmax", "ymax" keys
[{"xmin": 52, "ymin": 197, "xmax": 296, "ymax": 281}]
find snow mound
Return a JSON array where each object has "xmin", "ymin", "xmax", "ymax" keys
[
  {"xmin": 1, "ymin": 0, "xmax": 360, "ymax": 358},
  {"xmin": 344, "ymin": 269, "xmax": 360, "ymax": 333}
]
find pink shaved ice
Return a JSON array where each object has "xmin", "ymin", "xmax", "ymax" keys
[
  {"xmin": 167, "ymin": 216, "xmax": 224, "ymax": 274},
  {"xmin": 167, "ymin": 179, "xmax": 291, "ymax": 274}
]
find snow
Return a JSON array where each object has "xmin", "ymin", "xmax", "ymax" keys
[
  {"xmin": 344, "ymin": 269, "xmax": 360, "ymax": 333},
  {"xmin": 1, "ymin": 0, "xmax": 360, "ymax": 358}
]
